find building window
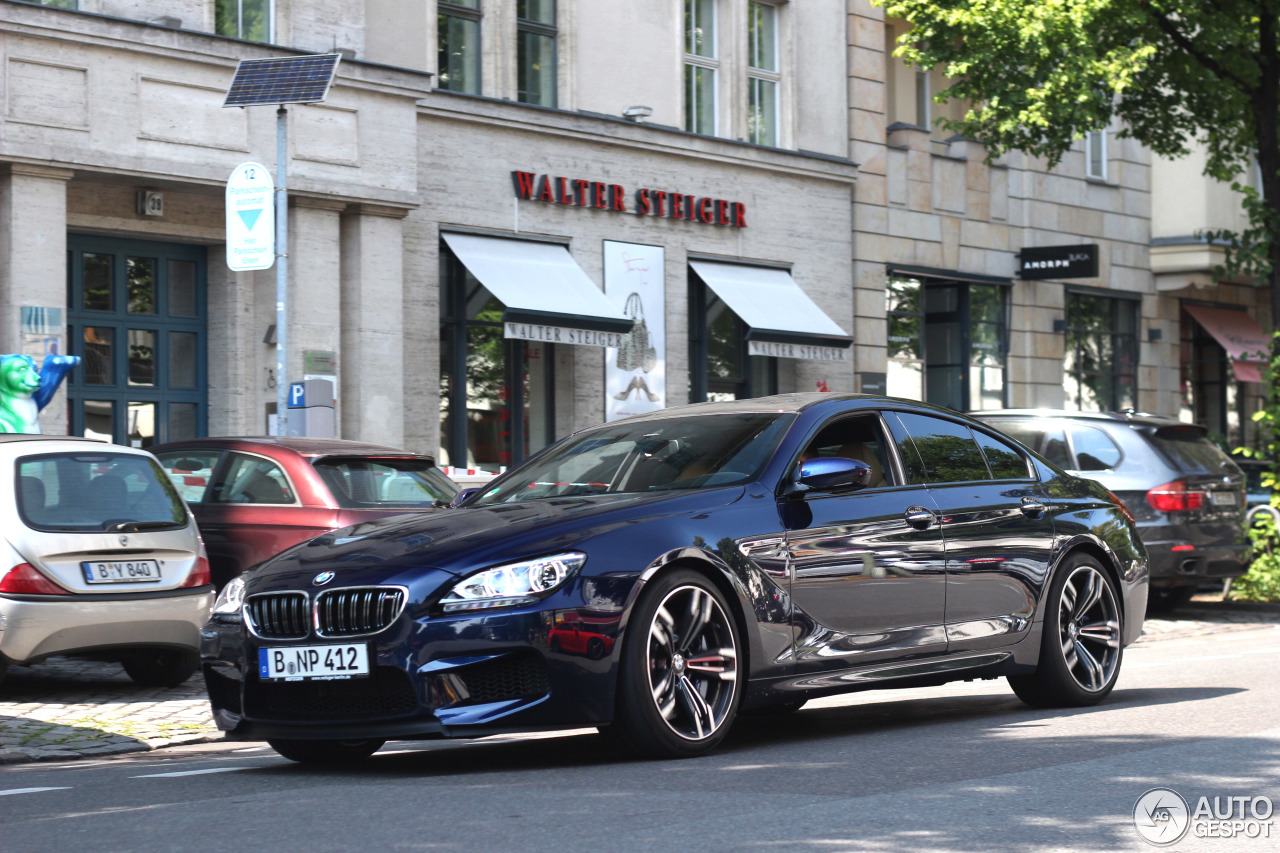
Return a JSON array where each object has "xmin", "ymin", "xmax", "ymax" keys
[
  {"xmin": 215, "ymin": 0, "xmax": 271, "ymax": 42},
  {"xmin": 26, "ymin": 1, "xmax": 77, "ymax": 8},
  {"xmin": 1180, "ymin": 308, "xmax": 1246, "ymax": 449},
  {"xmin": 439, "ymin": 244, "xmax": 554, "ymax": 472},
  {"xmin": 684, "ymin": 0, "xmax": 718, "ymax": 135},
  {"xmin": 1063, "ymin": 291, "xmax": 1138, "ymax": 411},
  {"xmin": 438, "ymin": 1, "xmax": 481, "ymax": 94},
  {"xmin": 747, "ymin": 1, "xmax": 779, "ymax": 146},
  {"xmin": 1085, "ymin": 129, "xmax": 1107, "ymax": 181},
  {"xmin": 886, "ymin": 276, "xmax": 1008, "ymax": 411},
  {"xmin": 517, "ymin": 0, "xmax": 556, "ymax": 107},
  {"xmin": 689, "ymin": 272, "xmax": 776, "ymax": 402}
]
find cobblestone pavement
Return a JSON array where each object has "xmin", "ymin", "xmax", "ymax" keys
[{"xmin": 1, "ymin": 596, "xmax": 1277, "ymax": 765}]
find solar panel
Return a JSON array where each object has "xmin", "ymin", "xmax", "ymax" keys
[{"xmin": 223, "ymin": 53, "xmax": 342, "ymax": 108}]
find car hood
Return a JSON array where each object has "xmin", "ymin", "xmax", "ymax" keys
[{"xmin": 244, "ymin": 486, "xmax": 747, "ymax": 590}]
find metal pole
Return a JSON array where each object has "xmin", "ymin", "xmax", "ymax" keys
[{"xmin": 275, "ymin": 105, "xmax": 289, "ymax": 436}]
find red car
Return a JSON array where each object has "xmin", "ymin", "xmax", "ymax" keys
[
  {"xmin": 547, "ymin": 612, "xmax": 617, "ymax": 659},
  {"xmin": 151, "ymin": 437, "xmax": 458, "ymax": 589}
]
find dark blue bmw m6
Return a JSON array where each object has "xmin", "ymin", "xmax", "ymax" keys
[{"xmin": 201, "ymin": 394, "xmax": 1149, "ymax": 763}]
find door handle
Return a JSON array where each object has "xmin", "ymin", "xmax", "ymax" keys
[
  {"xmin": 904, "ymin": 506, "xmax": 935, "ymax": 528},
  {"xmin": 1020, "ymin": 497, "xmax": 1047, "ymax": 518}
]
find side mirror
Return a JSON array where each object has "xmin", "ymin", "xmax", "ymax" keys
[
  {"xmin": 450, "ymin": 487, "xmax": 479, "ymax": 508},
  {"xmin": 797, "ymin": 457, "xmax": 873, "ymax": 492}
]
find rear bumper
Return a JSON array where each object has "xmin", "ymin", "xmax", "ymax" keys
[
  {"xmin": 0, "ymin": 588, "xmax": 213, "ymax": 663},
  {"xmin": 1145, "ymin": 541, "xmax": 1248, "ymax": 585}
]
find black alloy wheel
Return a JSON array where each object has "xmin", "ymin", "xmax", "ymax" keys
[
  {"xmin": 608, "ymin": 570, "xmax": 741, "ymax": 758},
  {"xmin": 1010, "ymin": 553, "xmax": 1123, "ymax": 707},
  {"xmin": 121, "ymin": 648, "xmax": 200, "ymax": 688},
  {"xmin": 267, "ymin": 738, "xmax": 386, "ymax": 764}
]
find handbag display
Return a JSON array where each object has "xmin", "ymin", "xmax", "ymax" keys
[{"xmin": 616, "ymin": 292, "xmax": 658, "ymax": 374}]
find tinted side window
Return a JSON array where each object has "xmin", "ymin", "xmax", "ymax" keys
[
  {"xmin": 895, "ymin": 413, "xmax": 991, "ymax": 483},
  {"xmin": 973, "ymin": 429, "xmax": 1032, "ymax": 480},
  {"xmin": 884, "ymin": 412, "xmax": 929, "ymax": 485},
  {"xmin": 1069, "ymin": 425, "xmax": 1122, "ymax": 471},
  {"xmin": 799, "ymin": 415, "xmax": 895, "ymax": 488},
  {"xmin": 210, "ymin": 453, "xmax": 295, "ymax": 504},
  {"xmin": 985, "ymin": 420, "xmax": 1071, "ymax": 468}
]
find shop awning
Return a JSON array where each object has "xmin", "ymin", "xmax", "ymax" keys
[
  {"xmin": 1184, "ymin": 305, "xmax": 1271, "ymax": 383},
  {"xmin": 689, "ymin": 260, "xmax": 852, "ymax": 361},
  {"xmin": 442, "ymin": 233, "xmax": 633, "ymax": 347}
]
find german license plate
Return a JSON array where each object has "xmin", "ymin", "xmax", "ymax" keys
[
  {"xmin": 1211, "ymin": 491, "xmax": 1238, "ymax": 506},
  {"xmin": 82, "ymin": 560, "xmax": 161, "ymax": 583},
  {"xmin": 258, "ymin": 644, "xmax": 369, "ymax": 681}
]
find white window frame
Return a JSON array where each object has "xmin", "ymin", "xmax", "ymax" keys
[
  {"xmin": 216, "ymin": 0, "xmax": 275, "ymax": 43},
  {"xmin": 684, "ymin": 0, "xmax": 719, "ymax": 136},
  {"xmin": 1085, "ymin": 129, "xmax": 1108, "ymax": 181},
  {"xmin": 746, "ymin": 1, "xmax": 780, "ymax": 146}
]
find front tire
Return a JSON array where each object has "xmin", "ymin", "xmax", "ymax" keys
[
  {"xmin": 121, "ymin": 649, "xmax": 199, "ymax": 688},
  {"xmin": 610, "ymin": 570, "xmax": 742, "ymax": 759},
  {"xmin": 268, "ymin": 738, "xmax": 385, "ymax": 764},
  {"xmin": 1009, "ymin": 554, "xmax": 1123, "ymax": 708}
]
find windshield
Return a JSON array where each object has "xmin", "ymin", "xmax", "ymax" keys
[
  {"xmin": 311, "ymin": 457, "xmax": 459, "ymax": 509},
  {"xmin": 16, "ymin": 452, "xmax": 188, "ymax": 532},
  {"xmin": 473, "ymin": 412, "xmax": 795, "ymax": 505}
]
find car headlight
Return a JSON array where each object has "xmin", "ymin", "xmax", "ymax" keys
[
  {"xmin": 439, "ymin": 552, "xmax": 586, "ymax": 613},
  {"xmin": 212, "ymin": 575, "xmax": 247, "ymax": 618}
]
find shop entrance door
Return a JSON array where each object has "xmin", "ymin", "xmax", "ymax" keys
[{"xmin": 66, "ymin": 235, "xmax": 207, "ymax": 447}]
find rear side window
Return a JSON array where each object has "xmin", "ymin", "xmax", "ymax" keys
[
  {"xmin": 1069, "ymin": 425, "xmax": 1122, "ymax": 471},
  {"xmin": 1147, "ymin": 427, "xmax": 1234, "ymax": 474},
  {"xmin": 16, "ymin": 452, "xmax": 187, "ymax": 532},
  {"xmin": 985, "ymin": 420, "xmax": 1071, "ymax": 468},
  {"xmin": 893, "ymin": 413, "xmax": 992, "ymax": 483},
  {"xmin": 973, "ymin": 430, "xmax": 1031, "ymax": 479},
  {"xmin": 156, "ymin": 451, "xmax": 223, "ymax": 503},
  {"xmin": 210, "ymin": 453, "xmax": 295, "ymax": 504},
  {"xmin": 311, "ymin": 457, "xmax": 458, "ymax": 508}
]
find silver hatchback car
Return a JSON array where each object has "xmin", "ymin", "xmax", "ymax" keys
[{"xmin": 0, "ymin": 435, "xmax": 214, "ymax": 687}]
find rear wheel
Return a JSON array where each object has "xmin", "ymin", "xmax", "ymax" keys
[
  {"xmin": 610, "ymin": 570, "xmax": 742, "ymax": 759},
  {"xmin": 1009, "ymin": 554, "xmax": 1123, "ymax": 708},
  {"xmin": 121, "ymin": 649, "xmax": 199, "ymax": 688},
  {"xmin": 1146, "ymin": 585, "xmax": 1196, "ymax": 614},
  {"xmin": 268, "ymin": 738, "xmax": 385, "ymax": 764}
]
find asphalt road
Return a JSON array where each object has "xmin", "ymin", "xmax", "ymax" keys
[{"xmin": 2, "ymin": 624, "xmax": 1278, "ymax": 853}]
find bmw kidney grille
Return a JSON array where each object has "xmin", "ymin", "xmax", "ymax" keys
[{"xmin": 245, "ymin": 587, "xmax": 406, "ymax": 639}]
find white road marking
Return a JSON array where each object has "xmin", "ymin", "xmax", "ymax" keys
[
  {"xmin": 130, "ymin": 768, "xmax": 247, "ymax": 779},
  {"xmin": 0, "ymin": 787, "xmax": 73, "ymax": 796}
]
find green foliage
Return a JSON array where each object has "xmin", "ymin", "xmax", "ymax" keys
[{"xmin": 1233, "ymin": 331, "xmax": 1280, "ymax": 601}]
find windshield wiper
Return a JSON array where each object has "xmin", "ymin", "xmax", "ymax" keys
[{"xmin": 109, "ymin": 520, "xmax": 185, "ymax": 533}]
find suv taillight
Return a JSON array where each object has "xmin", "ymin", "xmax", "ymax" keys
[
  {"xmin": 180, "ymin": 556, "xmax": 211, "ymax": 589},
  {"xmin": 1147, "ymin": 480, "xmax": 1206, "ymax": 513},
  {"xmin": 0, "ymin": 563, "xmax": 70, "ymax": 595}
]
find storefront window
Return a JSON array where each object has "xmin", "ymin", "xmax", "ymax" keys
[
  {"xmin": 1180, "ymin": 308, "xmax": 1245, "ymax": 448},
  {"xmin": 215, "ymin": 0, "xmax": 271, "ymax": 43},
  {"xmin": 517, "ymin": 0, "xmax": 556, "ymax": 107},
  {"xmin": 689, "ymin": 274, "xmax": 776, "ymax": 402},
  {"xmin": 440, "ymin": 245, "xmax": 554, "ymax": 473},
  {"xmin": 887, "ymin": 276, "xmax": 1006, "ymax": 410},
  {"xmin": 747, "ymin": 1, "xmax": 779, "ymax": 146},
  {"xmin": 1063, "ymin": 290, "xmax": 1138, "ymax": 411},
  {"xmin": 438, "ymin": 1, "xmax": 481, "ymax": 94}
]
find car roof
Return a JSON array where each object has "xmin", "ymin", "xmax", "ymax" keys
[
  {"xmin": 150, "ymin": 436, "xmax": 435, "ymax": 461},
  {"xmin": 610, "ymin": 392, "xmax": 976, "ymax": 420},
  {"xmin": 0, "ymin": 434, "xmax": 112, "ymax": 445},
  {"xmin": 971, "ymin": 409, "xmax": 1194, "ymax": 429}
]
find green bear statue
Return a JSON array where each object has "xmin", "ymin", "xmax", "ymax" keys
[{"xmin": 0, "ymin": 354, "xmax": 81, "ymax": 434}]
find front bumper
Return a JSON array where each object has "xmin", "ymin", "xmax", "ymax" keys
[
  {"xmin": 202, "ymin": 599, "xmax": 628, "ymax": 742},
  {"xmin": 0, "ymin": 587, "xmax": 213, "ymax": 663}
]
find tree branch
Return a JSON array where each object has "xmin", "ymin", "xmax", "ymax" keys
[{"xmin": 1138, "ymin": 2, "xmax": 1257, "ymax": 93}]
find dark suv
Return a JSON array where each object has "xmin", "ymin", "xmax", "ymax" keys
[{"xmin": 973, "ymin": 410, "xmax": 1247, "ymax": 612}]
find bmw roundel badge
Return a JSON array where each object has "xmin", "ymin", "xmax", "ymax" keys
[{"xmin": 312, "ymin": 571, "xmax": 336, "ymax": 586}]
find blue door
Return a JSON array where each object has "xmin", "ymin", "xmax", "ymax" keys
[{"xmin": 66, "ymin": 235, "xmax": 207, "ymax": 446}]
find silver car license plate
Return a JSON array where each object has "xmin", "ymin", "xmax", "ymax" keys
[
  {"xmin": 1211, "ymin": 491, "xmax": 1238, "ymax": 506},
  {"xmin": 258, "ymin": 644, "xmax": 370, "ymax": 680},
  {"xmin": 82, "ymin": 560, "xmax": 162, "ymax": 583}
]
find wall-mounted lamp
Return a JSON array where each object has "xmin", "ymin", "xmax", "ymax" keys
[
  {"xmin": 1148, "ymin": 328, "xmax": 1163, "ymax": 342},
  {"xmin": 622, "ymin": 105, "xmax": 653, "ymax": 121},
  {"xmin": 1052, "ymin": 319, "xmax": 1067, "ymax": 333},
  {"xmin": 264, "ymin": 324, "xmax": 277, "ymax": 345}
]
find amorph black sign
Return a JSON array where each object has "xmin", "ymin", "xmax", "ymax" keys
[{"xmin": 1018, "ymin": 244, "xmax": 1099, "ymax": 279}]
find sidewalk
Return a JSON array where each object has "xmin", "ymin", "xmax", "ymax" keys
[{"xmin": 2, "ymin": 596, "xmax": 1277, "ymax": 764}]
